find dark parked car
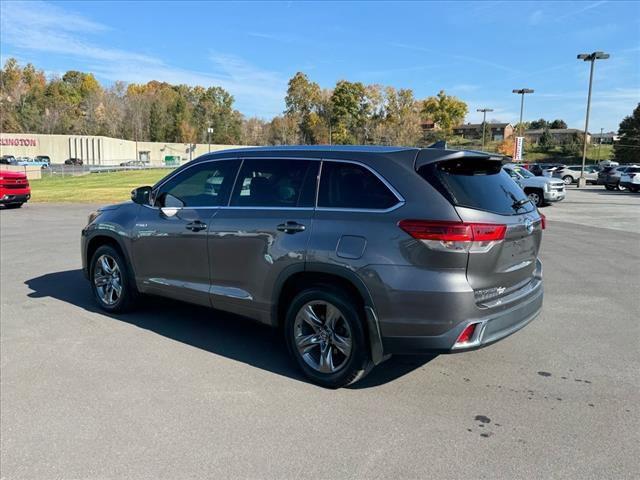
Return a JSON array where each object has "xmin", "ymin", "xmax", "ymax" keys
[
  {"xmin": 528, "ymin": 163, "xmax": 566, "ymax": 176},
  {"xmin": 81, "ymin": 146, "xmax": 545, "ymax": 388},
  {"xmin": 598, "ymin": 165, "xmax": 632, "ymax": 190},
  {"xmin": 64, "ymin": 157, "xmax": 83, "ymax": 165},
  {"xmin": 1, "ymin": 155, "xmax": 17, "ymax": 165}
]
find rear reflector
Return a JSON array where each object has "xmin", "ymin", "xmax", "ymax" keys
[
  {"xmin": 456, "ymin": 323, "xmax": 477, "ymax": 344},
  {"xmin": 398, "ymin": 220, "xmax": 506, "ymax": 242}
]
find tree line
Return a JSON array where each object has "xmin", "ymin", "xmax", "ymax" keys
[
  {"xmin": 0, "ymin": 59, "xmax": 468, "ymax": 147},
  {"xmin": 1, "ymin": 58, "xmax": 635, "ymax": 162}
]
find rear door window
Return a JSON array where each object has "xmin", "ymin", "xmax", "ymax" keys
[
  {"xmin": 418, "ymin": 159, "xmax": 535, "ymax": 215},
  {"xmin": 230, "ymin": 158, "xmax": 318, "ymax": 208},
  {"xmin": 318, "ymin": 161, "xmax": 399, "ymax": 210}
]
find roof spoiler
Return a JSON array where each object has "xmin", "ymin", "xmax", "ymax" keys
[
  {"xmin": 427, "ymin": 140, "xmax": 448, "ymax": 149},
  {"xmin": 415, "ymin": 148, "xmax": 506, "ymax": 170}
]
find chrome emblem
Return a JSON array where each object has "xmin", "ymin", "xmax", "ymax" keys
[
  {"xmin": 524, "ymin": 218, "xmax": 534, "ymax": 234},
  {"xmin": 496, "ymin": 286, "xmax": 506, "ymax": 295}
]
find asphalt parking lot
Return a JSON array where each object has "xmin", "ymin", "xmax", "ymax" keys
[{"xmin": 1, "ymin": 189, "xmax": 639, "ymax": 479}]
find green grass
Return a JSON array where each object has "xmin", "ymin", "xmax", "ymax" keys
[{"xmin": 30, "ymin": 169, "xmax": 171, "ymax": 203}]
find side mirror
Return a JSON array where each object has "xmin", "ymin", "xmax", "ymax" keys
[{"xmin": 131, "ymin": 186, "xmax": 152, "ymax": 205}]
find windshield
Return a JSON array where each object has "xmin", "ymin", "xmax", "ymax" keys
[{"xmin": 513, "ymin": 167, "xmax": 534, "ymax": 178}]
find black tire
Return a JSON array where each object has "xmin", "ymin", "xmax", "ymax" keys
[
  {"xmin": 605, "ymin": 184, "xmax": 615, "ymax": 191},
  {"xmin": 284, "ymin": 287, "xmax": 371, "ymax": 388},
  {"xmin": 90, "ymin": 245, "xmax": 137, "ymax": 313},
  {"xmin": 617, "ymin": 183, "xmax": 626, "ymax": 191},
  {"xmin": 562, "ymin": 175, "xmax": 573, "ymax": 185},
  {"xmin": 525, "ymin": 189, "xmax": 544, "ymax": 207},
  {"xmin": 4, "ymin": 203, "xmax": 23, "ymax": 209}
]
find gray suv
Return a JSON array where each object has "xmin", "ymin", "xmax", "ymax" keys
[{"xmin": 82, "ymin": 146, "xmax": 544, "ymax": 388}]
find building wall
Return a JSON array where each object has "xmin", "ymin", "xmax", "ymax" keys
[{"xmin": 0, "ymin": 132, "xmax": 248, "ymax": 166}]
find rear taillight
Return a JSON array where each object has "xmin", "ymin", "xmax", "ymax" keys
[
  {"xmin": 398, "ymin": 220, "xmax": 506, "ymax": 253},
  {"xmin": 539, "ymin": 212, "xmax": 546, "ymax": 230}
]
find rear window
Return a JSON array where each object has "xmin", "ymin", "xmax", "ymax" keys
[{"xmin": 418, "ymin": 159, "xmax": 535, "ymax": 215}]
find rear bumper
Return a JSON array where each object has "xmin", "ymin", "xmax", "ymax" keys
[
  {"xmin": 382, "ymin": 283, "xmax": 543, "ymax": 354},
  {"xmin": 0, "ymin": 193, "xmax": 30, "ymax": 204},
  {"xmin": 360, "ymin": 259, "xmax": 544, "ymax": 355}
]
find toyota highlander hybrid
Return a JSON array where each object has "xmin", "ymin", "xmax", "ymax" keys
[{"xmin": 82, "ymin": 146, "xmax": 544, "ymax": 388}]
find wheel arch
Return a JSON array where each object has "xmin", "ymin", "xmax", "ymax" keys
[
  {"xmin": 85, "ymin": 233, "xmax": 137, "ymax": 288},
  {"xmin": 272, "ymin": 263, "xmax": 385, "ymax": 365}
]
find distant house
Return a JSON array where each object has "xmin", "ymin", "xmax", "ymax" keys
[
  {"xmin": 525, "ymin": 128, "xmax": 592, "ymax": 145},
  {"xmin": 420, "ymin": 119, "xmax": 439, "ymax": 132},
  {"xmin": 591, "ymin": 131, "xmax": 619, "ymax": 144},
  {"xmin": 452, "ymin": 123, "xmax": 514, "ymax": 141}
]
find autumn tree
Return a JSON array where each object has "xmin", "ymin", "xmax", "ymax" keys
[{"xmin": 420, "ymin": 90, "xmax": 467, "ymax": 137}]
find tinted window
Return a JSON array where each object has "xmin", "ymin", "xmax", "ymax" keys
[
  {"xmin": 230, "ymin": 158, "xmax": 316, "ymax": 207},
  {"xmin": 318, "ymin": 161, "xmax": 398, "ymax": 210},
  {"xmin": 156, "ymin": 159, "xmax": 240, "ymax": 207},
  {"xmin": 418, "ymin": 160, "xmax": 535, "ymax": 215}
]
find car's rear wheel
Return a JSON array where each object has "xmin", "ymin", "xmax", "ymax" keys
[
  {"xmin": 285, "ymin": 288, "xmax": 371, "ymax": 388},
  {"xmin": 562, "ymin": 175, "xmax": 573, "ymax": 185},
  {"xmin": 617, "ymin": 184, "xmax": 627, "ymax": 191},
  {"xmin": 90, "ymin": 245, "xmax": 136, "ymax": 313}
]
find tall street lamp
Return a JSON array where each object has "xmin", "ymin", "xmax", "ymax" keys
[
  {"xmin": 477, "ymin": 108, "xmax": 494, "ymax": 151},
  {"xmin": 576, "ymin": 51, "xmax": 610, "ymax": 188},
  {"xmin": 512, "ymin": 88, "xmax": 534, "ymax": 136}
]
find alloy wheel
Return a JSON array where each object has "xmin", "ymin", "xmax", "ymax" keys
[
  {"xmin": 528, "ymin": 192, "xmax": 541, "ymax": 206},
  {"xmin": 293, "ymin": 301, "xmax": 353, "ymax": 374},
  {"xmin": 93, "ymin": 254, "xmax": 123, "ymax": 306}
]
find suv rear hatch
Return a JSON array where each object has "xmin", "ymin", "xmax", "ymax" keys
[{"xmin": 413, "ymin": 152, "xmax": 543, "ymax": 306}]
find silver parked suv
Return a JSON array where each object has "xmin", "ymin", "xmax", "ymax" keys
[{"xmin": 82, "ymin": 146, "xmax": 544, "ymax": 388}]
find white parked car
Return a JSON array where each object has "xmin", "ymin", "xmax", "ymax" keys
[{"xmin": 619, "ymin": 166, "xmax": 640, "ymax": 192}]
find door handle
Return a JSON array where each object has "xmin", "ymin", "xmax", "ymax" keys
[
  {"xmin": 186, "ymin": 220, "xmax": 207, "ymax": 232},
  {"xmin": 277, "ymin": 221, "xmax": 306, "ymax": 234}
]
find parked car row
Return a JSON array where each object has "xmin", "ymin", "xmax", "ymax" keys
[
  {"xmin": 520, "ymin": 161, "xmax": 640, "ymax": 193},
  {"xmin": 597, "ymin": 165, "xmax": 640, "ymax": 191},
  {"xmin": 0, "ymin": 155, "xmax": 51, "ymax": 169}
]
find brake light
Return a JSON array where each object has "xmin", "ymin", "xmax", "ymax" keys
[
  {"xmin": 398, "ymin": 220, "xmax": 506, "ymax": 241},
  {"xmin": 399, "ymin": 220, "xmax": 506, "ymax": 253},
  {"xmin": 539, "ymin": 212, "xmax": 546, "ymax": 230}
]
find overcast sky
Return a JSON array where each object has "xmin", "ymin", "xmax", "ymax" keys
[{"xmin": 1, "ymin": 0, "xmax": 638, "ymax": 131}]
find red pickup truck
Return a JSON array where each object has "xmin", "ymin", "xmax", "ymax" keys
[{"xmin": 0, "ymin": 170, "xmax": 31, "ymax": 208}]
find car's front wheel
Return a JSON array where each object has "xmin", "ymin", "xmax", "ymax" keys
[
  {"xmin": 285, "ymin": 288, "xmax": 371, "ymax": 388},
  {"xmin": 562, "ymin": 175, "xmax": 573, "ymax": 185},
  {"xmin": 526, "ymin": 189, "xmax": 543, "ymax": 207},
  {"xmin": 90, "ymin": 245, "xmax": 136, "ymax": 313}
]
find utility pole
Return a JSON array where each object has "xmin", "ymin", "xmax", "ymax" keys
[
  {"xmin": 596, "ymin": 127, "xmax": 604, "ymax": 163},
  {"xmin": 207, "ymin": 126, "xmax": 213, "ymax": 153},
  {"xmin": 477, "ymin": 108, "xmax": 494, "ymax": 151},
  {"xmin": 512, "ymin": 89, "xmax": 534, "ymax": 137},
  {"xmin": 576, "ymin": 51, "xmax": 609, "ymax": 187}
]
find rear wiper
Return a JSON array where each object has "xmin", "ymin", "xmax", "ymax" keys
[{"xmin": 512, "ymin": 198, "xmax": 530, "ymax": 211}]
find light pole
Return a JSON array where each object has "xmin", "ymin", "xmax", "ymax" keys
[
  {"xmin": 512, "ymin": 88, "xmax": 534, "ymax": 136},
  {"xmin": 576, "ymin": 51, "xmax": 609, "ymax": 188},
  {"xmin": 207, "ymin": 126, "xmax": 213, "ymax": 153},
  {"xmin": 477, "ymin": 108, "xmax": 494, "ymax": 151}
]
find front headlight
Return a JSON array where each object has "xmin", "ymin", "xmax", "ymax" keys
[{"xmin": 87, "ymin": 211, "xmax": 101, "ymax": 225}]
